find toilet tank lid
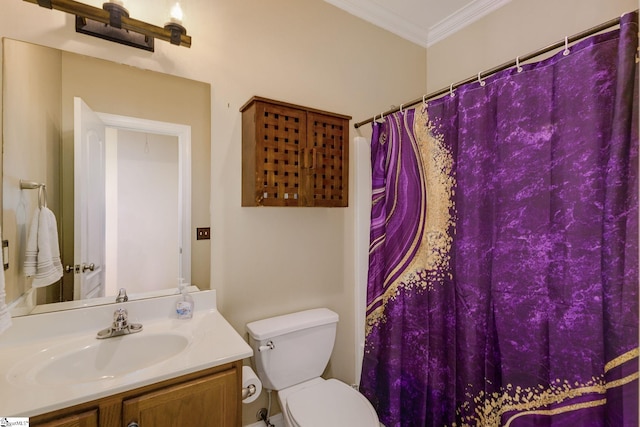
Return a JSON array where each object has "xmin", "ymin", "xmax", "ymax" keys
[{"xmin": 246, "ymin": 308, "xmax": 339, "ymax": 341}]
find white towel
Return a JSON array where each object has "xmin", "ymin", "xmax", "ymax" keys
[
  {"xmin": 24, "ymin": 206, "xmax": 64, "ymax": 288},
  {"xmin": 0, "ymin": 228, "xmax": 11, "ymax": 334}
]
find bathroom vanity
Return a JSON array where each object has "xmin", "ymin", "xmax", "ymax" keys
[
  {"xmin": 0, "ymin": 290, "xmax": 252, "ymax": 426},
  {"xmin": 30, "ymin": 360, "xmax": 241, "ymax": 426}
]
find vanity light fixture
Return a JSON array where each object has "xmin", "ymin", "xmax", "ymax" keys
[{"xmin": 24, "ymin": 0, "xmax": 191, "ymax": 52}]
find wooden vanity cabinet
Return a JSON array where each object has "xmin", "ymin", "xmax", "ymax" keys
[
  {"xmin": 30, "ymin": 361, "xmax": 242, "ymax": 427},
  {"xmin": 122, "ymin": 368, "xmax": 237, "ymax": 426},
  {"xmin": 34, "ymin": 409, "xmax": 98, "ymax": 427},
  {"xmin": 241, "ymin": 96, "xmax": 351, "ymax": 207}
]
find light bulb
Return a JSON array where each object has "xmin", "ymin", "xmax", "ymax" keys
[{"xmin": 169, "ymin": 2, "xmax": 183, "ymax": 25}]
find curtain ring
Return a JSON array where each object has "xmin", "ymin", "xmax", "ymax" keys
[
  {"xmin": 422, "ymin": 95, "xmax": 427, "ymax": 105},
  {"xmin": 449, "ymin": 83, "xmax": 455, "ymax": 98},
  {"xmin": 563, "ymin": 36, "xmax": 570, "ymax": 56},
  {"xmin": 399, "ymin": 104, "xmax": 404, "ymax": 114},
  {"xmin": 478, "ymin": 72, "xmax": 486, "ymax": 87},
  {"xmin": 516, "ymin": 56, "xmax": 523, "ymax": 73}
]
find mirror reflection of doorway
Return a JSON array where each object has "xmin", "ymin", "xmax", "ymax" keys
[
  {"xmin": 74, "ymin": 97, "xmax": 106, "ymax": 301},
  {"xmin": 104, "ymin": 129, "xmax": 180, "ymax": 297},
  {"xmin": 73, "ymin": 97, "xmax": 191, "ymax": 303}
]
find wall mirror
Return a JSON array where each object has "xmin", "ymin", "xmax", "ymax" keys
[{"xmin": 1, "ymin": 38, "xmax": 212, "ymax": 316}]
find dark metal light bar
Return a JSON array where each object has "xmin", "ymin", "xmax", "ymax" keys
[{"xmin": 25, "ymin": 0, "xmax": 191, "ymax": 51}]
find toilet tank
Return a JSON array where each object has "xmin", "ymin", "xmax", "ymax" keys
[{"xmin": 246, "ymin": 308, "xmax": 339, "ymax": 391}]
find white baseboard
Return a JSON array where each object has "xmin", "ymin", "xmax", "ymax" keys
[{"xmin": 244, "ymin": 412, "xmax": 284, "ymax": 427}]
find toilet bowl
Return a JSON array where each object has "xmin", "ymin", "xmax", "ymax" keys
[
  {"xmin": 246, "ymin": 308, "xmax": 379, "ymax": 427},
  {"xmin": 280, "ymin": 378, "xmax": 379, "ymax": 427}
]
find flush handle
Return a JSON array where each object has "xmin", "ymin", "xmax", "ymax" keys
[{"xmin": 258, "ymin": 340, "xmax": 275, "ymax": 352}]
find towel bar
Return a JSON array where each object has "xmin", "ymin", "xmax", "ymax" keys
[
  {"xmin": 19, "ymin": 180, "xmax": 47, "ymax": 208},
  {"xmin": 19, "ymin": 179, "xmax": 44, "ymax": 190}
]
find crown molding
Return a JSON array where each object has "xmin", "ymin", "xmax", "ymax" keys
[
  {"xmin": 324, "ymin": 0, "xmax": 512, "ymax": 48},
  {"xmin": 323, "ymin": 0, "xmax": 430, "ymax": 47},
  {"xmin": 427, "ymin": 0, "xmax": 513, "ymax": 47}
]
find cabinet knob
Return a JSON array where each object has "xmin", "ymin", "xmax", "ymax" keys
[{"xmin": 128, "ymin": 422, "xmax": 139, "ymax": 427}]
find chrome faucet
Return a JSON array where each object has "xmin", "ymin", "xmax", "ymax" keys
[
  {"xmin": 113, "ymin": 308, "xmax": 128, "ymax": 332},
  {"xmin": 96, "ymin": 307, "xmax": 143, "ymax": 339},
  {"xmin": 115, "ymin": 288, "xmax": 129, "ymax": 303}
]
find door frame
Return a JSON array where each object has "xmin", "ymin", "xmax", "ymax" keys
[{"xmin": 96, "ymin": 112, "xmax": 193, "ymax": 284}]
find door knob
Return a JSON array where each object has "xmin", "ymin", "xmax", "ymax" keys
[
  {"xmin": 64, "ymin": 264, "xmax": 79, "ymax": 273},
  {"xmin": 81, "ymin": 263, "xmax": 95, "ymax": 272},
  {"xmin": 127, "ymin": 423, "xmax": 139, "ymax": 427}
]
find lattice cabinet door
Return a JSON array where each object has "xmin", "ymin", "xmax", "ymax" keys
[
  {"xmin": 241, "ymin": 97, "xmax": 351, "ymax": 207},
  {"xmin": 255, "ymin": 102, "xmax": 306, "ymax": 206},
  {"xmin": 305, "ymin": 112, "xmax": 349, "ymax": 207}
]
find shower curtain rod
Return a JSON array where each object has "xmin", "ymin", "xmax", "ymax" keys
[{"xmin": 354, "ymin": 12, "xmax": 633, "ymax": 129}]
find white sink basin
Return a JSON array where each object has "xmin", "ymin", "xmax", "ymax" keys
[
  {"xmin": 0, "ymin": 290, "xmax": 254, "ymax": 417},
  {"xmin": 10, "ymin": 332, "xmax": 190, "ymax": 386}
]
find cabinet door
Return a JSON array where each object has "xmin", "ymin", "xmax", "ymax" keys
[
  {"xmin": 254, "ymin": 102, "xmax": 307, "ymax": 206},
  {"xmin": 122, "ymin": 370, "xmax": 238, "ymax": 427},
  {"xmin": 305, "ymin": 112, "xmax": 349, "ymax": 207},
  {"xmin": 32, "ymin": 409, "xmax": 98, "ymax": 427}
]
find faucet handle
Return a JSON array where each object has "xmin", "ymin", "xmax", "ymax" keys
[
  {"xmin": 97, "ymin": 307, "xmax": 142, "ymax": 338},
  {"xmin": 116, "ymin": 288, "xmax": 129, "ymax": 303},
  {"xmin": 113, "ymin": 308, "xmax": 128, "ymax": 330}
]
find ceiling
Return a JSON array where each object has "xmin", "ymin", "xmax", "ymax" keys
[{"xmin": 323, "ymin": 0, "xmax": 512, "ymax": 47}]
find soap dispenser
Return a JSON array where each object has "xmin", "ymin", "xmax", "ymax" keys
[{"xmin": 176, "ymin": 278, "xmax": 194, "ymax": 319}]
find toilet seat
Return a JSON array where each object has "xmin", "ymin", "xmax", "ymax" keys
[{"xmin": 286, "ymin": 379, "xmax": 379, "ymax": 427}]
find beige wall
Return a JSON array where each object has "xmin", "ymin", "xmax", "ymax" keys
[
  {"xmin": 0, "ymin": 0, "xmax": 426, "ymax": 423},
  {"xmin": 2, "ymin": 40, "xmax": 62, "ymax": 305},
  {"xmin": 426, "ymin": 0, "xmax": 637, "ymax": 93}
]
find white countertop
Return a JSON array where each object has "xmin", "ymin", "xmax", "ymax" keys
[{"xmin": 0, "ymin": 290, "xmax": 253, "ymax": 417}]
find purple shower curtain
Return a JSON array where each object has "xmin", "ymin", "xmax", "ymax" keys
[{"xmin": 360, "ymin": 11, "xmax": 638, "ymax": 427}]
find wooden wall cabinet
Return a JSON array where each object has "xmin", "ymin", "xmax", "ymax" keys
[
  {"xmin": 241, "ymin": 96, "xmax": 351, "ymax": 207},
  {"xmin": 30, "ymin": 361, "xmax": 241, "ymax": 427}
]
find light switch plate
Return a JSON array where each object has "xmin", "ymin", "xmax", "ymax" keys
[{"xmin": 196, "ymin": 227, "xmax": 211, "ymax": 240}]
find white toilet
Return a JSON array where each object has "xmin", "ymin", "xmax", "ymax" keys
[{"xmin": 246, "ymin": 308, "xmax": 380, "ymax": 427}]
